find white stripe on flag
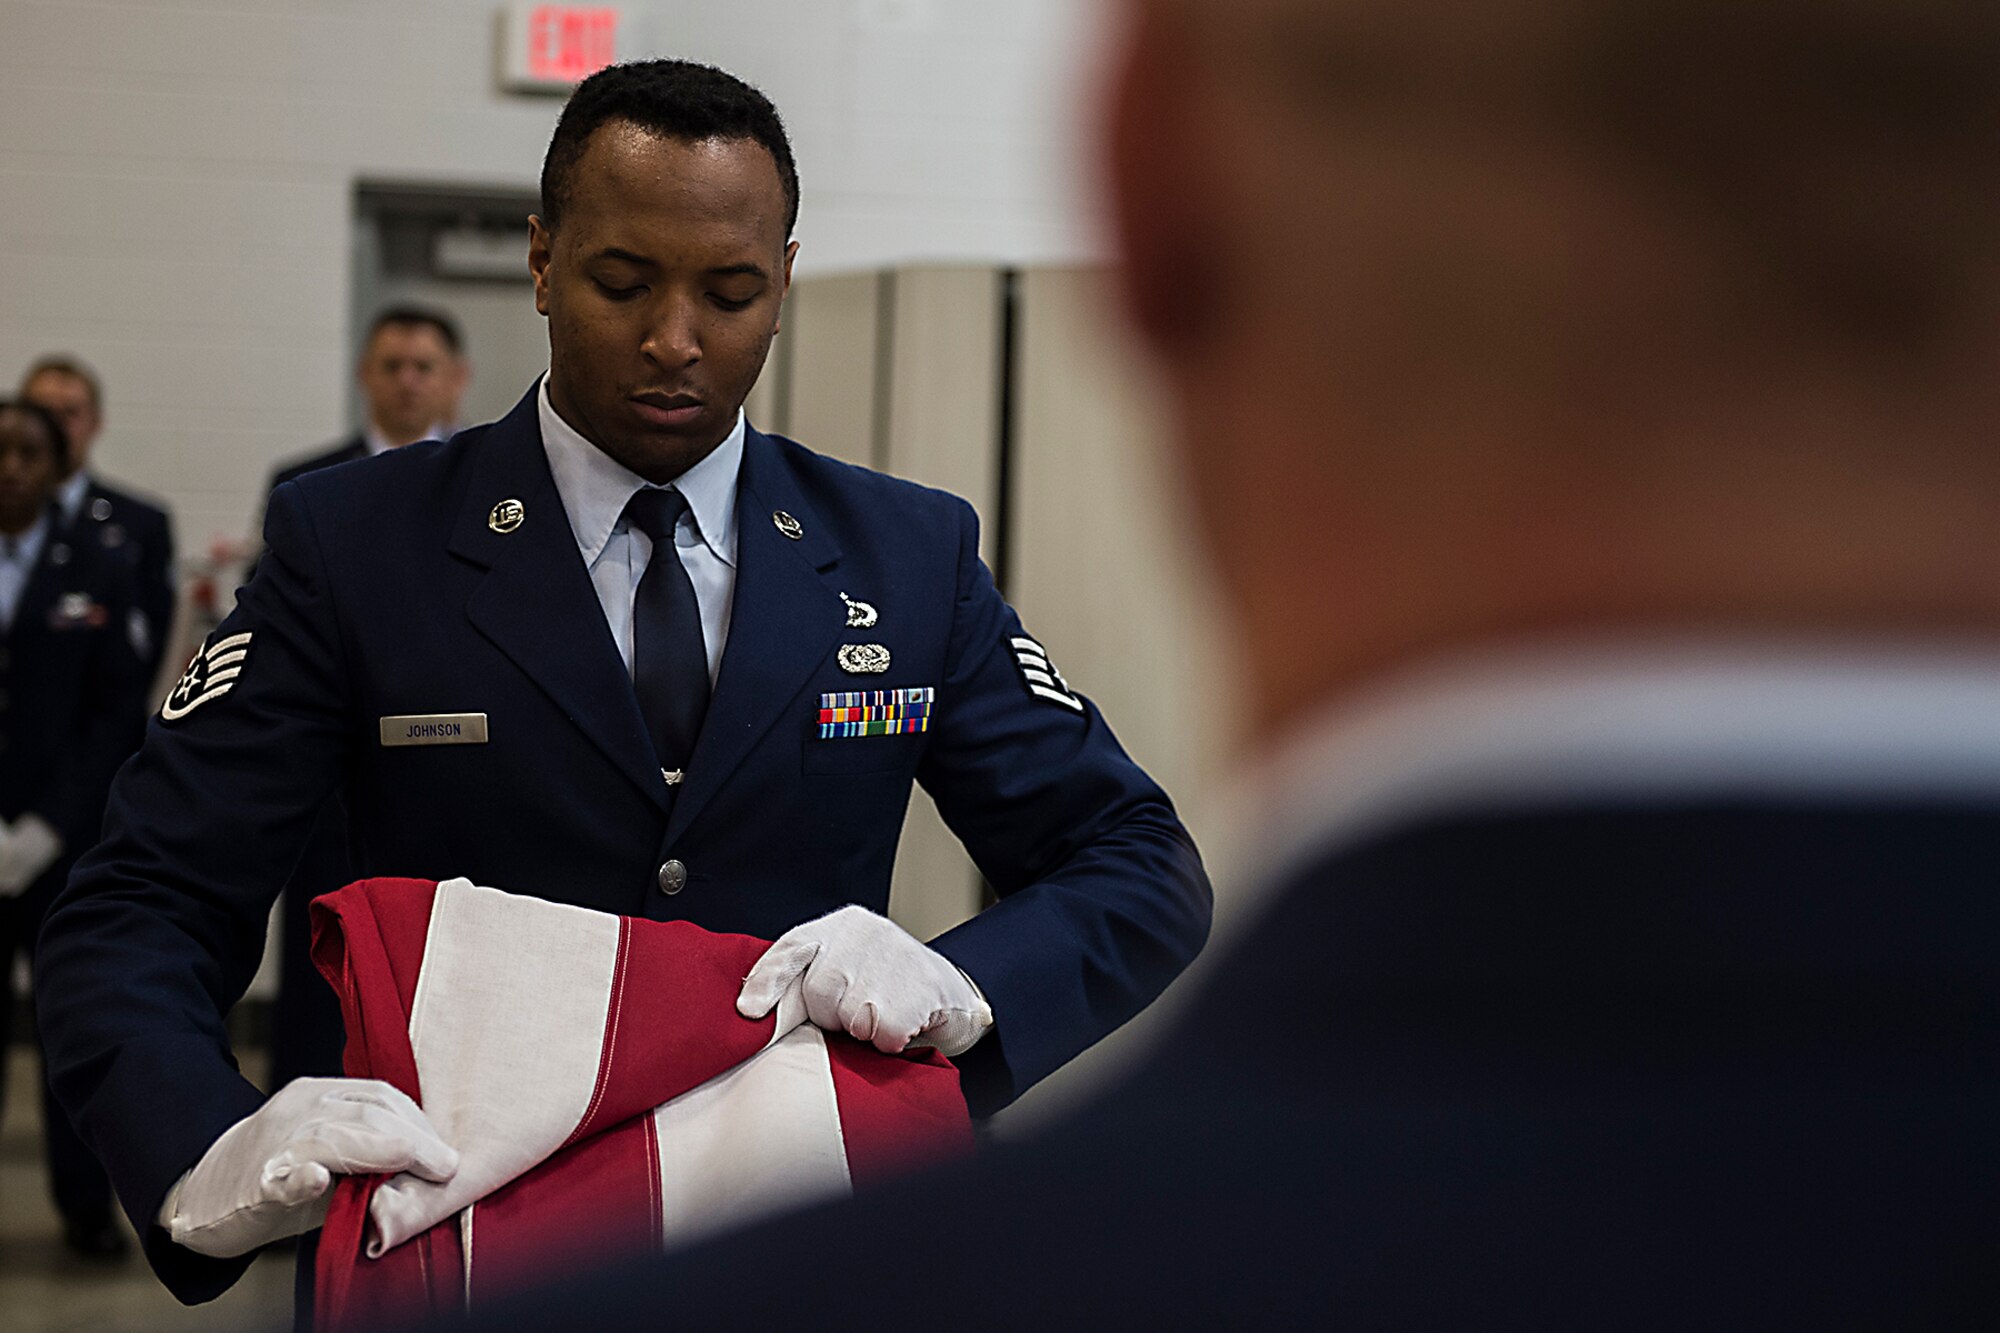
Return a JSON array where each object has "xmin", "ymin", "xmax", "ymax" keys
[
  {"xmin": 653, "ymin": 1024, "xmax": 852, "ymax": 1251},
  {"xmin": 368, "ymin": 879, "xmax": 621, "ymax": 1257},
  {"xmin": 459, "ymin": 1207, "xmax": 475, "ymax": 1310}
]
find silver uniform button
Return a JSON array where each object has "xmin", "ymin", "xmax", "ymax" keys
[{"xmin": 658, "ymin": 858, "xmax": 688, "ymax": 894}]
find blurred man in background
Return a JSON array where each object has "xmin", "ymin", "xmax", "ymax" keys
[
  {"xmin": 267, "ymin": 306, "xmax": 468, "ymax": 490},
  {"xmin": 20, "ymin": 356, "xmax": 175, "ymax": 681},
  {"xmin": 470, "ymin": 0, "xmax": 2000, "ymax": 1325},
  {"xmin": 259, "ymin": 305, "xmax": 470, "ymax": 1096},
  {"xmin": 0, "ymin": 399, "xmax": 148, "ymax": 1258}
]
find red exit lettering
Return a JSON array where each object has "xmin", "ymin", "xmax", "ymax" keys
[{"xmin": 528, "ymin": 6, "xmax": 617, "ymax": 83}]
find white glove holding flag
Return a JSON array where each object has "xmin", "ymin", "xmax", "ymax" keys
[
  {"xmin": 0, "ymin": 814, "xmax": 62, "ymax": 897},
  {"xmin": 159, "ymin": 1078, "xmax": 459, "ymax": 1258},
  {"xmin": 737, "ymin": 905, "xmax": 994, "ymax": 1057}
]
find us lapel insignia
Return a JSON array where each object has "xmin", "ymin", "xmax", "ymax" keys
[
  {"xmin": 90, "ymin": 496, "xmax": 114, "ymax": 522},
  {"xmin": 773, "ymin": 510, "xmax": 804, "ymax": 540},
  {"xmin": 839, "ymin": 591, "xmax": 878, "ymax": 628},
  {"xmin": 838, "ymin": 643, "xmax": 891, "ymax": 674},
  {"xmin": 488, "ymin": 498, "xmax": 526, "ymax": 533},
  {"xmin": 50, "ymin": 592, "xmax": 107, "ymax": 629},
  {"xmin": 162, "ymin": 631, "xmax": 253, "ymax": 722}
]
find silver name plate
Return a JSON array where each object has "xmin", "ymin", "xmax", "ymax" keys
[{"xmin": 380, "ymin": 713, "xmax": 489, "ymax": 747}]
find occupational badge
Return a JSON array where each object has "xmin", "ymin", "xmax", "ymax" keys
[
  {"xmin": 839, "ymin": 592, "xmax": 878, "ymax": 628},
  {"xmin": 48, "ymin": 592, "xmax": 107, "ymax": 629},
  {"xmin": 773, "ymin": 510, "xmax": 804, "ymax": 540},
  {"xmin": 837, "ymin": 643, "xmax": 891, "ymax": 674}
]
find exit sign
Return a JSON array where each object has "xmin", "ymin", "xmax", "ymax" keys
[{"xmin": 499, "ymin": 4, "xmax": 621, "ymax": 93}]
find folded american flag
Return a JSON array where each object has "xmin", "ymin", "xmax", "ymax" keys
[{"xmin": 307, "ymin": 877, "xmax": 972, "ymax": 1329}]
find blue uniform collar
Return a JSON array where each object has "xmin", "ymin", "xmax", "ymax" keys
[{"xmin": 446, "ymin": 383, "xmax": 846, "ymax": 830}]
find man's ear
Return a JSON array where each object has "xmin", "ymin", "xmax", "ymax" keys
[
  {"xmin": 1103, "ymin": 2, "xmax": 1225, "ymax": 358},
  {"xmin": 528, "ymin": 215, "xmax": 555, "ymax": 316},
  {"xmin": 774, "ymin": 239, "xmax": 799, "ymax": 335}
]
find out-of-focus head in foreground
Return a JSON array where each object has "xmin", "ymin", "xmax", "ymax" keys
[{"xmin": 1104, "ymin": 0, "xmax": 2000, "ymax": 738}]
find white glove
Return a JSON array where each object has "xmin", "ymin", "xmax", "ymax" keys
[
  {"xmin": 0, "ymin": 814, "xmax": 62, "ymax": 897},
  {"xmin": 737, "ymin": 905, "xmax": 994, "ymax": 1057},
  {"xmin": 159, "ymin": 1078, "xmax": 459, "ymax": 1259}
]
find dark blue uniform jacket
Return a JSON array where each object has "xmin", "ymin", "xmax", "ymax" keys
[
  {"xmin": 472, "ymin": 801, "xmax": 2000, "ymax": 1331},
  {"xmin": 63, "ymin": 476, "xmax": 174, "ymax": 679},
  {"xmin": 0, "ymin": 515, "xmax": 147, "ymax": 893},
  {"xmin": 36, "ymin": 387, "xmax": 1211, "ymax": 1302}
]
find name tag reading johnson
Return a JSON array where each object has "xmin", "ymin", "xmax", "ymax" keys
[{"xmin": 379, "ymin": 714, "xmax": 490, "ymax": 747}]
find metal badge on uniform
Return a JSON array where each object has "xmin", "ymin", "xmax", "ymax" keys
[
  {"xmin": 1012, "ymin": 635, "xmax": 1084, "ymax": 713},
  {"xmin": 489, "ymin": 499, "xmax": 526, "ymax": 533},
  {"xmin": 48, "ymin": 591, "xmax": 108, "ymax": 630},
  {"xmin": 89, "ymin": 496, "xmax": 113, "ymax": 522},
  {"xmin": 839, "ymin": 592, "xmax": 877, "ymax": 628},
  {"xmin": 838, "ymin": 643, "xmax": 890, "ymax": 674},
  {"xmin": 162, "ymin": 631, "xmax": 253, "ymax": 722},
  {"xmin": 773, "ymin": 511, "xmax": 804, "ymax": 541},
  {"xmin": 819, "ymin": 687, "xmax": 934, "ymax": 739},
  {"xmin": 379, "ymin": 713, "xmax": 490, "ymax": 747}
]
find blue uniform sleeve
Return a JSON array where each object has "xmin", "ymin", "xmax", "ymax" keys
[
  {"xmin": 919, "ymin": 499, "xmax": 1212, "ymax": 1112},
  {"xmin": 36, "ymin": 482, "xmax": 350, "ymax": 1303}
]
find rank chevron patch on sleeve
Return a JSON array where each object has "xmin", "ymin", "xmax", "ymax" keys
[
  {"xmin": 1010, "ymin": 635, "xmax": 1083, "ymax": 713},
  {"xmin": 161, "ymin": 630, "xmax": 253, "ymax": 722}
]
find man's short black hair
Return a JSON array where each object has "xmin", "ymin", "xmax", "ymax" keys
[
  {"xmin": 367, "ymin": 305, "xmax": 463, "ymax": 356},
  {"xmin": 20, "ymin": 354, "xmax": 101, "ymax": 415},
  {"xmin": 540, "ymin": 59, "xmax": 799, "ymax": 238},
  {"xmin": 0, "ymin": 396, "xmax": 71, "ymax": 471}
]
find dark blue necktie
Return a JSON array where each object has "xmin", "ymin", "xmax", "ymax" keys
[{"xmin": 620, "ymin": 488, "xmax": 710, "ymax": 780}]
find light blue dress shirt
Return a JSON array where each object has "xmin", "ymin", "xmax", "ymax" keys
[
  {"xmin": 537, "ymin": 376, "xmax": 742, "ymax": 684},
  {"xmin": 0, "ymin": 513, "xmax": 50, "ymax": 634}
]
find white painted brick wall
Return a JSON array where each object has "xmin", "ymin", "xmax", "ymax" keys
[{"xmin": 0, "ymin": 0, "xmax": 1106, "ymax": 549}]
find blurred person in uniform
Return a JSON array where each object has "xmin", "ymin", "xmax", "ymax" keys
[
  {"xmin": 463, "ymin": 1, "xmax": 2000, "ymax": 1326},
  {"xmin": 35, "ymin": 57, "xmax": 1210, "ymax": 1313},
  {"xmin": 259, "ymin": 305, "xmax": 471, "ymax": 1094},
  {"xmin": 265, "ymin": 306, "xmax": 470, "ymax": 491},
  {"xmin": 20, "ymin": 356, "xmax": 176, "ymax": 681},
  {"xmin": 0, "ymin": 399, "xmax": 148, "ymax": 1258}
]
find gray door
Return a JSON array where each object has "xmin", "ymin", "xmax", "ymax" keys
[{"xmin": 351, "ymin": 183, "xmax": 550, "ymax": 432}]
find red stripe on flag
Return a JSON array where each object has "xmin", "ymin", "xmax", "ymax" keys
[
  {"xmin": 826, "ymin": 1042, "xmax": 976, "ymax": 1187},
  {"xmin": 308, "ymin": 877, "xmax": 443, "ymax": 1330},
  {"xmin": 563, "ymin": 920, "xmax": 774, "ymax": 1143},
  {"xmin": 465, "ymin": 1116, "xmax": 662, "ymax": 1306}
]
